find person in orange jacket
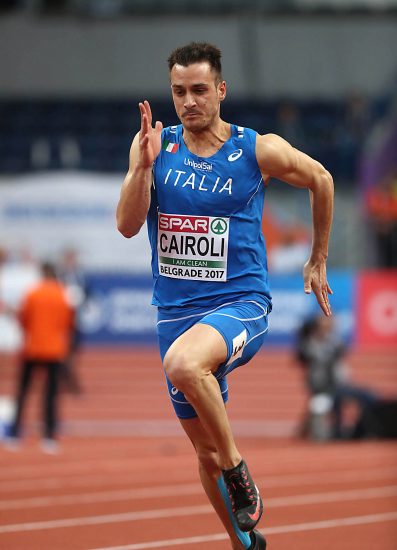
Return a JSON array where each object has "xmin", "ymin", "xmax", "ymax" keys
[{"xmin": 8, "ymin": 262, "xmax": 74, "ymax": 452}]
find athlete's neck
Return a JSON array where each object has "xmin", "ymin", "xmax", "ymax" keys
[{"xmin": 183, "ymin": 119, "xmax": 231, "ymax": 158}]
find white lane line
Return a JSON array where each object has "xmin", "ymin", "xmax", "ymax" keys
[
  {"xmin": 1, "ymin": 485, "xmax": 397, "ymax": 533},
  {"xmin": 2, "ymin": 445, "xmax": 396, "ymax": 481},
  {"xmin": 92, "ymin": 533, "xmax": 228, "ymax": 550},
  {"xmin": 3, "ymin": 464, "xmax": 396, "ymax": 495},
  {"xmin": 0, "ymin": 483, "xmax": 202, "ymax": 510},
  {"xmin": 0, "ymin": 505, "xmax": 212, "ymax": 534},
  {"xmin": 0, "ymin": 468, "xmax": 397, "ymax": 500},
  {"xmin": 266, "ymin": 485, "xmax": 397, "ymax": 507},
  {"xmin": 2, "ymin": 474, "xmax": 397, "ymax": 511},
  {"xmin": 263, "ymin": 467, "xmax": 397, "ymax": 489},
  {"xmin": 88, "ymin": 511, "xmax": 397, "ymax": 549}
]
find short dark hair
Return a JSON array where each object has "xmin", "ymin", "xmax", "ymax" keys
[{"xmin": 167, "ymin": 42, "xmax": 222, "ymax": 82}]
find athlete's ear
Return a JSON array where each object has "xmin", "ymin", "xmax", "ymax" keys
[{"xmin": 218, "ymin": 80, "xmax": 227, "ymax": 102}]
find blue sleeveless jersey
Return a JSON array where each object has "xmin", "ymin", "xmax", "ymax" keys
[{"xmin": 147, "ymin": 123, "xmax": 272, "ymax": 311}]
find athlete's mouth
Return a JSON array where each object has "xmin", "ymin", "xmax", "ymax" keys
[{"xmin": 183, "ymin": 111, "xmax": 200, "ymax": 118}]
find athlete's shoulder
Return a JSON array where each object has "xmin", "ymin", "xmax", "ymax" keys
[
  {"xmin": 228, "ymin": 125, "xmax": 259, "ymax": 167},
  {"xmin": 230, "ymin": 124, "xmax": 257, "ymax": 140},
  {"xmin": 255, "ymin": 133, "xmax": 298, "ymax": 177},
  {"xmin": 255, "ymin": 133, "xmax": 293, "ymax": 159}
]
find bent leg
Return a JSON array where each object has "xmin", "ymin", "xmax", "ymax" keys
[
  {"xmin": 180, "ymin": 416, "xmax": 251, "ymax": 550},
  {"xmin": 160, "ymin": 300, "xmax": 268, "ymax": 536},
  {"xmin": 164, "ymin": 323, "xmax": 241, "ymax": 470}
]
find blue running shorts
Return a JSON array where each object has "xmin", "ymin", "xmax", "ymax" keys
[{"xmin": 157, "ymin": 298, "xmax": 270, "ymax": 419}]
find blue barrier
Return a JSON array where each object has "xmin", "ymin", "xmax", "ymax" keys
[
  {"xmin": 81, "ymin": 274, "xmax": 157, "ymax": 345},
  {"xmin": 268, "ymin": 270, "xmax": 354, "ymax": 345},
  {"xmin": 80, "ymin": 270, "xmax": 354, "ymax": 346}
]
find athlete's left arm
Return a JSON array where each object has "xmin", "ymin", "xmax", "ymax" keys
[{"xmin": 256, "ymin": 133, "xmax": 334, "ymax": 316}]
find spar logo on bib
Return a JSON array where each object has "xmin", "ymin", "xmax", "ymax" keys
[
  {"xmin": 211, "ymin": 218, "xmax": 228, "ymax": 235},
  {"xmin": 158, "ymin": 213, "xmax": 229, "ymax": 282},
  {"xmin": 159, "ymin": 214, "xmax": 208, "ymax": 233}
]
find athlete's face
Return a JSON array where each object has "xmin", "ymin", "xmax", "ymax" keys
[{"xmin": 170, "ymin": 62, "xmax": 226, "ymax": 132}]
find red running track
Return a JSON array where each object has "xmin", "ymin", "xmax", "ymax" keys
[{"xmin": 1, "ymin": 347, "xmax": 396, "ymax": 549}]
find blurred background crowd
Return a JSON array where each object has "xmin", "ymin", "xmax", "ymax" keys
[{"xmin": 1, "ymin": 1, "xmax": 397, "ymax": 273}]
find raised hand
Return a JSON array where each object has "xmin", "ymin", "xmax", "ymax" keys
[
  {"xmin": 303, "ymin": 258, "xmax": 333, "ymax": 316},
  {"xmin": 137, "ymin": 100, "xmax": 163, "ymax": 169}
]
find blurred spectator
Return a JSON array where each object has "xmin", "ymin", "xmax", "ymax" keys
[
  {"xmin": 6, "ymin": 262, "xmax": 74, "ymax": 453},
  {"xmin": 0, "ymin": 246, "xmax": 15, "ymax": 353},
  {"xmin": 295, "ymin": 315, "xmax": 378, "ymax": 440},
  {"xmin": 30, "ymin": 138, "xmax": 51, "ymax": 171},
  {"xmin": 30, "ymin": 136, "xmax": 81, "ymax": 170},
  {"xmin": 366, "ymin": 169, "xmax": 397, "ymax": 267},
  {"xmin": 337, "ymin": 91, "xmax": 371, "ymax": 181},
  {"xmin": 0, "ymin": 245, "xmax": 40, "ymax": 352},
  {"xmin": 276, "ymin": 102, "xmax": 305, "ymax": 149},
  {"xmin": 268, "ymin": 229, "xmax": 310, "ymax": 274},
  {"xmin": 57, "ymin": 248, "xmax": 87, "ymax": 395},
  {"xmin": 59, "ymin": 136, "xmax": 81, "ymax": 169},
  {"xmin": 0, "ymin": 246, "xmax": 40, "ymax": 311},
  {"xmin": 344, "ymin": 92, "xmax": 371, "ymax": 145}
]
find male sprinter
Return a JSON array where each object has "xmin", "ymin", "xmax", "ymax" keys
[{"xmin": 117, "ymin": 42, "xmax": 334, "ymax": 550}]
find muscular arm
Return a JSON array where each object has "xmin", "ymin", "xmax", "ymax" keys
[
  {"xmin": 116, "ymin": 135, "xmax": 153, "ymax": 238},
  {"xmin": 116, "ymin": 101, "xmax": 163, "ymax": 238},
  {"xmin": 256, "ymin": 133, "xmax": 334, "ymax": 316}
]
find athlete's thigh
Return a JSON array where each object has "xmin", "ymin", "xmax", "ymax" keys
[
  {"xmin": 164, "ymin": 322, "xmax": 227, "ymax": 374},
  {"xmin": 156, "ymin": 298, "xmax": 269, "ymax": 419},
  {"xmin": 198, "ymin": 299, "xmax": 269, "ymax": 378},
  {"xmin": 157, "ymin": 308, "xmax": 229, "ymax": 420}
]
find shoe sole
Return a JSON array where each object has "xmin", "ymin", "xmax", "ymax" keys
[{"xmin": 252, "ymin": 529, "xmax": 267, "ymax": 549}]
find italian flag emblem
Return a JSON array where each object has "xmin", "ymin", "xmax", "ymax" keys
[{"xmin": 162, "ymin": 140, "xmax": 179, "ymax": 153}]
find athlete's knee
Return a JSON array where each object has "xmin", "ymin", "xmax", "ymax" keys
[{"xmin": 164, "ymin": 349, "xmax": 203, "ymax": 395}]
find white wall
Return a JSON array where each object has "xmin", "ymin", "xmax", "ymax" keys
[
  {"xmin": 0, "ymin": 172, "xmax": 151, "ymax": 272},
  {"xmin": 1, "ymin": 13, "xmax": 396, "ymax": 98}
]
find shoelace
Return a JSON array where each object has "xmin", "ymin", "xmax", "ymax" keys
[{"xmin": 225, "ymin": 465, "xmax": 257, "ymax": 513}]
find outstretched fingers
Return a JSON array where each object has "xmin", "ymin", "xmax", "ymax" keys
[
  {"xmin": 137, "ymin": 100, "xmax": 163, "ymax": 167},
  {"xmin": 303, "ymin": 260, "xmax": 332, "ymax": 316},
  {"xmin": 139, "ymin": 101, "xmax": 161, "ymax": 141},
  {"xmin": 139, "ymin": 103, "xmax": 149, "ymax": 136},
  {"xmin": 155, "ymin": 120, "xmax": 163, "ymax": 135},
  {"xmin": 326, "ymin": 282, "xmax": 333, "ymax": 295},
  {"xmin": 313, "ymin": 284, "xmax": 332, "ymax": 317},
  {"xmin": 143, "ymin": 100, "xmax": 153, "ymax": 126}
]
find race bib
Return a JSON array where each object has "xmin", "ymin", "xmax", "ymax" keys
[{"xmin": 157, "ymin": 213, "xmax": 229, "ymax": 282}]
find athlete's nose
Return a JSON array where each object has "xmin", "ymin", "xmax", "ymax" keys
[{"xmin": 184, "ymin": 93, "xmax": 197, "ymax": 109}]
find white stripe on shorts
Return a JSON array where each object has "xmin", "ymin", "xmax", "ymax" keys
[
  {"xmin": 247, "ymin": 326, "xmax": 269, "ymax": 345},
  {"xmin": 206, "ymin": 300, "xmax": 268, "ymax": 322},
  {"xmin": 157, "ymin": 300, "xmax": 267, "ymax": 325}
]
